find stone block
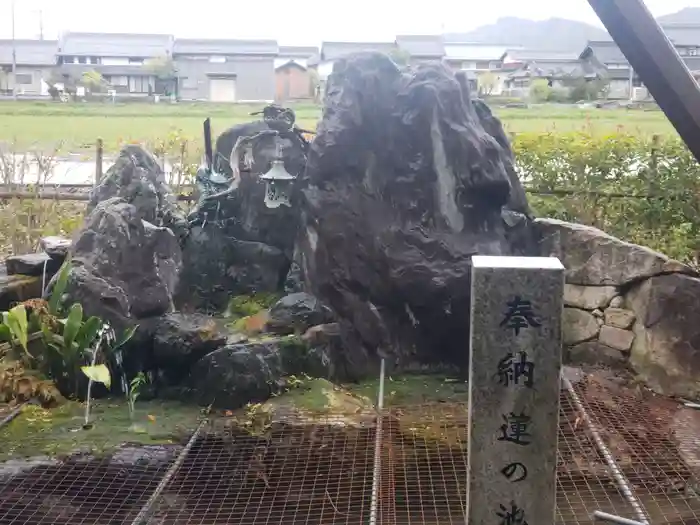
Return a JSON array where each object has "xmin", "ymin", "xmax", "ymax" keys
[
  {"xmin": 599, "ymin": 325, "xmax": 635, "ymax": 352},
  {"xmin": 468, "ymin": 255, "xmax": 564, "ymax": 525}
]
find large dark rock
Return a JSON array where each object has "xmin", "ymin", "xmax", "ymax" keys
[
  {"xmin": 298, "ymin": 52, "xmax": 535, "ymax": 370},
  {"xmin": 59, "ymin": 198, "xmax": 182, "ymax": 334},
  {"xmin": 177, "ymin": 118, "xmax": 308, "ymax": 311},
  {"xmin": 152, "ymin": 313, "xmax": 233, "ymax": 384},
  {"xmin": 266, "ymin": 292, "xmax": 333, "ymax": 335},
  {"xmin": 89, "ymin": 145, "xmax": 188, "ymax": 240},
  {"xmin": 188, "ymin": 334, "xmax": 348, "ymax": 409},
  {"xmin": 188, "ymin": 341, "xmax": 285, "ymax": 408},
  {"xmin": 175, "ymin": 225, "xmax": 289, "ymax": 312}
]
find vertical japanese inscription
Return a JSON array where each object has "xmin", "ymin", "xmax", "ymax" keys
[{"xmin": 468, "ymin": 256, "xmax": 564, "ymax": 525}]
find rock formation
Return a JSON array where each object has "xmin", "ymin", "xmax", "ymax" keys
[
  {"xmin": 89, "ymin": 145, "xmax": 188, "ymax": 240},
  {"xmin": 176, "ymin": 119, "xmax": 308, "ymax": 312},
  {"xmin": 297, "ymin": 52, "xmax": 535, "ymax": 373}
]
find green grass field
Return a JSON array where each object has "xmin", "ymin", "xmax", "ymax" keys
[{"xmin": 0, "ymin": 100, "xmax": 679, "ymax": 154}]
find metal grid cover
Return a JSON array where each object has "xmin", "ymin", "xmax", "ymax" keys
[{"xmin": 0, "ymin": 374, "xmax": 699, "ymax": 524}]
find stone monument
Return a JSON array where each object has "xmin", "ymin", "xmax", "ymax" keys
[{"xmin": 467, "ymin": 255, "xmax": 565, "ymax": 525}]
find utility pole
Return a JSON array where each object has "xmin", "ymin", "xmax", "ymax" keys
[
  {"xmin": 11, "ymin": 0, "xmax": 17, "ymax": 100},
  {"xmin": 39, "ymin": 10, "xmax": 44, "ymax": 40}
]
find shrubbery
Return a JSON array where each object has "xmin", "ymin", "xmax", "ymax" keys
[{"xmin": 513, "ymin": 132, "xmax": 700, "ymax": 265}]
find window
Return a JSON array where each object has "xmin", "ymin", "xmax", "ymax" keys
[
  {"xmin": 690, "ymin": 47, "xmax": 698, "ymax": 56},
  {"xmin": 210, "ymin": 56, "xmax": 226, "ymax": 63},
  {"xmin": 475, "ymin": 60, "xmax": 490, "ymax": 70},
  {"xmin": 129, "ymin": 75, "xmax": 153, "ymax": 93},
  {"xmin": 15, "ymin": 74, "xmax": 32, "ymax": 85},
  {"xmin": 128, "ymin": 57, "xmax": 144, "ymax": 65},
  {"xmin": 679, "ymin": 47, "xmax": 689, "ymax": 56},
  {"xmin": 109, "ymin": 76, "xmax": 128, "ymax": 87},
  {"xmin": 78, "ymin": 56, "xmax": 87, "ymax": 64}
]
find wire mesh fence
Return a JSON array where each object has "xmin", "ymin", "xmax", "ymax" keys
[{"xmin": 1, "ymin": 372, "xmax": 699, "ymax": 525}]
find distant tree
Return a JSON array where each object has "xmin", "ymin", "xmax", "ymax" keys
[
  {"xmin": 144, "ymin": 55, "xmax": 178, "ymax": 95},
  {"xmin": 561, "ymin": 74, "xmax": 609, "ymax": 102},
  {"xmin": 529, "ymin": 78, "xmax": 552, "ymax": 102},
  {"xmin": 144, "ymin": 55, "xmax": 177, "ymax": 79},
  {"xmin": 478, "ymin": 71, "xmax": 499, "ymax": 96},
  {"xmin": 80, "ymin": 70, "xmax": 109, "ymax": 93},
  {"xmin": 388, "ymin": 48, "xmax": 411, "ymax": 67}
]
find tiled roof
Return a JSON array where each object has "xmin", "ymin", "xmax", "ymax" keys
[
  {"xmin": 0, "ymin": 39, "xmax": 57, "ymax": 66},
  {"xmin": 395, "ymin": 35, "xmax": 444, "ymax": 58},
  {"xmin": 173, "ymin": 39, "xmax": 278, "ymax": 56},
  {"xmin": 444, "ymin": 43, "xmax": 510, "ymax": 61},
  {"xmin": 320, "ymin": 41, "xmax": 396, "ymax": 61},
  {"xmin": 58, "ymin": 32, "xmax": 173, "ymax": 57},
  {"xmin": 503, "ymin": 49, "xmax": 580, "ymax": 63},
  {"xmin": 278, "ymin": 46, "xmax": 318, "ymax": 57}
]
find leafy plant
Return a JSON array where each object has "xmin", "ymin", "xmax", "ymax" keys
[
  {"xmin": 4, "ymin": 305, "xmax": 31, "ymax": 358},
  {"xmin": 81, "ymin": 364, "xmax": 111, "ymax": 388},
  {"xmin": 48, "ymin": 259, "xmax": 71, "ymax": 315},
  {"xmin": 126, "ymin": 372, "xmax": 148, "ymax": 430}
]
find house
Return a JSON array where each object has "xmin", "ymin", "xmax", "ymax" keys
[
  {"xmin": 580, "ymin": 25, "xmax": 700, "ymax": 100},
  {"xmin": 56, "ymin": 32, "xmax": 174, "ymax": 96},
  {"xmin": 0, "ymin": 39, "xmax": 57, "ymax": 96},
  {"xmin": 395, "ymin": 35, "xmax": 444, "ymax": 65},
  {"xmin": 173, "ymin": 39, "xmax": 278, "ymax": 102},
  {"xmin": 501, "ymin": 50, "xmax": 597, "ymax": 96},
  {"xmin": 442, "ymin": 41, "xmax": 515, "ymax": 95},
  {"xmin": 275, "ymin": 46, "xmax": 318, "ymax": 102},
  {"xmin": 579, "ymin": 41, "xmax": 636, "ymax": 99}
]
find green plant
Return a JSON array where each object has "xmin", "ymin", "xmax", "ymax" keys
[
  {"xmin": 3, "ymin": 304, "xmax": 30, "ymax": 358},
  {"xmin": 529, "ymin": 79, "xmax": 552, "ymax": 103},
  {"xmin": 513, "ymin": 131, "xmax": 700, "ymax": 266},
  {"xmin": 224, "ymin": 293, "xmax": 279, "ymax": 320},
  {"xmin": 127, "ymin": 372, "xmax": 148, "ymax": 430},
  {"xmin": 42, "ymin": 303, "xmax": 102, "ymax": 395},
  {"xmin": 48, "ymin": 259, "xmax": 71, "ymax": 315}
]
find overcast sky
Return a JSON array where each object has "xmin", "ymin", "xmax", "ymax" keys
[{"xmin": 0, "ymin": 0, "xmax": 698, "ymax": 45}]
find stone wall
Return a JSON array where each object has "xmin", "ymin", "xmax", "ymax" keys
[{"xmin": 535, "ymin": 218, "xmax": 700, "ymax": 399}]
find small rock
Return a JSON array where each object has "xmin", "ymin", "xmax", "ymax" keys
[
  {"xmin": 598, "ymin": 325, "xmax": 635, "ymax": 352},
  {"xmin": 40, "ymin": 236, "xmax": 72, "ymax": 261},
  {"xmin": 0, "ymin": 267, "xmax": 42, "ymax": 311},
  {"xmin": 564, "ymin": 284, "xmax": 617, "ymax": 310},
  {"xmin": 609, "ymin": 296, "xmax": 625, "ymax": 308},
  {"xmin": 266, "ymin": 293, "xmax": 333, "ymax": 335},
  {"xmin": 592, "ymin": 308, "xmax": 604, "ymax": 318},
  {"xmin": 563, "ymin": 308, "xmax": 600, "ymax": 345},
  {"xmin": 604, "ymin": 308, "xmax": 636, "ymax": 330},
  {"xmin": 189, "ymin": 341, "xmax": 284, "ymax": 409},
  {"xmin": 152, "ymin": 313, "xmax": 231, "ymax": 384},
  {"xmin": 567, "ymin": 341, "xmax": 627, "ymax": 368},
  {"xmin": 5, "ymin": 253, "xmax": 60, "ymax": 277}
]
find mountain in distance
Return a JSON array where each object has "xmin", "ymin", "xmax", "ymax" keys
[
  {"xmin": 657, "ymin": 7, "xmax": 700, "ymax": 24},
  {"xmin": 447, "ymin": 8, "xmax": 700, "ymax": 53},
  {"xmin": 445, "ymin": 16, "xmax": 610, "ymax": 52}
]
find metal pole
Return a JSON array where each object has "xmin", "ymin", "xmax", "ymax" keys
[
  {"xmin": 368, "ymin": 358, "xmax": 386, "ymax": 525},
  {"xmin": 11, "ymin": 0, "xmax": 17, "ymax": 101},
  {"xmin": 130, "ymin": 419, "xmax": 206, "ymax": 525},
  {"xmin": 562, "ymin": 375, "xmax": 651, "ymax": 525},
  {"xmin": 593, "ymin": 510, "xmax": 647, "ymax": 525}
]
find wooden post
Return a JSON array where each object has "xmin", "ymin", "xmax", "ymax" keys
[
  {"xmin": 467, "ymin": 255, "xmax": 565, "ymax": 525},
  {"xmin": 95, "ymin": 138, "xmax": 103, "ymax": 187}
]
